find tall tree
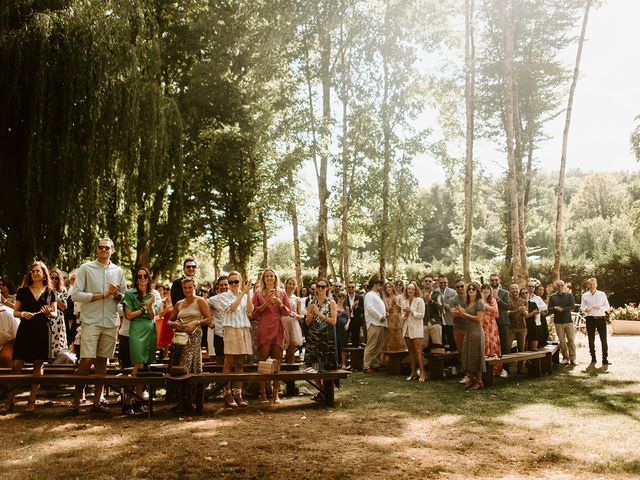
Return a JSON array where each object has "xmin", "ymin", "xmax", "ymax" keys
[
  {"xmin": 552, "ymin": 0, "xmax": 593, "ymax": 281},
  {"xmin": 462, "ymin": 0, "xmax": 476, "ymax": 282}
]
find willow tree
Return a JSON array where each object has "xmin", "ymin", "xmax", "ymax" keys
[{"xmin": 0, "ymin": 1, "xmax": 186, "ymax": 280}]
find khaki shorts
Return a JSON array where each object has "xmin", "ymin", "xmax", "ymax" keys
[{"xmin": 80, "ymin": 323, "xmax": 118, "ymax": 359}]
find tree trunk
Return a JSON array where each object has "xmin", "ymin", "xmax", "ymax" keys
[
  {"xmin": 462, "ymin": 0, "xmax": 475, "ymax": 283},
  {"xmin": 379, "ymin": 7, "xmax": 392, "ymax": 282},
  {"xmin": 317, "ymin": 18, "xmax": 331, "ymax": 280},
  {"xmin": 259, "ymin": 212, "xmax": 268, "ymax": 269},
  {"xmin": 553, "ymin": 0, "xmax": 592, "ymax": 282},
  {"xmin": 499, "ymin": 0, "xmax": 523, "ymax": 283},
  {"xmin": 513, "ymin": 89, "xmax": 528, "ymax": 281},
  {"xmin": 339, "ymin": 35, "xmax": 351, "ymax": 283},
  {"xmin": 287, "ymin": 169, "xmax": 303, "ymax": 293}
]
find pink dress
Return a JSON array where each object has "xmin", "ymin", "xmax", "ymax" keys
[
  {"xmin": 252, "ymin": 289, "xmax": 291, "ymax": 349},
  {"xmin": 481, "ymin": 296, "xmax": 502, "ymax": 374}
]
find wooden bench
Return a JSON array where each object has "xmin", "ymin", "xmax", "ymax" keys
[
  {"xmin": 426, "ymin": 351, "xmax": 459, "ymax": 379},
  {"xmin": 0, "ymin": 373, "xmax": 180, "ymax": 417},
  {"xmin": 342, "ymin": 346, "xmax": 364, "ymax": 371},
  {"xmin": 190, "ymin": 369, "xmax": 351, "ymax": 413},
  {"xmin": 482, "ymin": 344, "xmax": 560, "ymax": 387},
  {"xmin": 382, "ymin": 350, "xmax": 408, "ymax": 375}
]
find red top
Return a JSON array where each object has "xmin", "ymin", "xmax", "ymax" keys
[{"xmin": 252, "ymin": 289, "xmax": 291, "ymax": 349}]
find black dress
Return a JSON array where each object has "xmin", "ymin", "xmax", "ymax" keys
[{"xmin": 13, "ymin": 287, "xmax": 56, "ymax": 361}]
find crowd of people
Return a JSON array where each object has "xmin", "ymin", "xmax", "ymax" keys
[{"xmin": 0, "ymin": 237, "xmax": 612, "ymax": 413}]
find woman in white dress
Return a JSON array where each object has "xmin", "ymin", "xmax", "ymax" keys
[
  {"xmin": 283, "ymin": 277, "xmax": 304, "ymax": 364},
  {"xmin": 402, "ymin": 283, "xmax": 426, "ymax": 382}
]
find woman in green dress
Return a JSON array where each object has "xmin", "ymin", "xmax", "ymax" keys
[{"xmin": 123, "ymin": 266, "xmax": 157, "ymax": 408}]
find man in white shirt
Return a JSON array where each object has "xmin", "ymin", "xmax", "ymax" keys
[
  {"xmin": 363, "ymin": 278, "xmax": 387, "ymax": 374},
  {"xmin": 580, "ymin": 277, "xmax": 611, "ymax": 366}
]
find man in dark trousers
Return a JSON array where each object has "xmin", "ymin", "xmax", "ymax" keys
[
  {"xmin": 346, "ymin": 281, "xmax": 365, "ymax": 346},
  {"xmin": 548, "ymin": 280, "xmax": 577, "ymax": 365},
  {"xmin": 489, "ymin": 273, "xmax": 511, "ymax": 377}
]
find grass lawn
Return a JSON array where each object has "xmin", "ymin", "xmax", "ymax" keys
[{"xmin": 1, "ymin": 333, "xmax": 639, "ymax": 479}]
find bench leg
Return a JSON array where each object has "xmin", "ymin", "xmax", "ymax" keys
[
  {"xmin": 195, "ymin": 382, "xmax": 204, "ymax": 415},
  {"xmin": 542, "ymin": 353, "xmax": 552, "ymax": 374},
  {"xmin": 527, "ymin": 358, "xmax": 542, "ymax": 378},
  {"xmin": 351, "ymin": 350, "xmax": 363, "ymax": 371},
  {"xmin": 429, "ymin": 356, "xmax": 445, "ymax": 379},
  {"xmin": 482, "ymin": 368, "xmax": 494, "ymax": 387},
  {"xmin": 285, "ymin": 380, "xmax": 296, "ymax": 397},
  {"xmin": 386, "ymin": 354, "xmax": 404, "ymax": 375},
  {"xmin": 148, "ymin": 386, "xmax": 154, "ymax": 419},
  {"xmin": 322, "ymin": 379, "xmax": 335, "ymax": 407}
]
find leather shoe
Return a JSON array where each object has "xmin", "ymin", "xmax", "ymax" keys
[{"xmin": 363, "ymin": 368, "xmax": 375, "ymax": 374}]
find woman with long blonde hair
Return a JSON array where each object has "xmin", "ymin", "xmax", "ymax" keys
[{"xmin": 252, "ymin": 267, "xmax": 291, "ymax": 403}]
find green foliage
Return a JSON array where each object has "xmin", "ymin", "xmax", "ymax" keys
[{"xmin": 0, "ymin": 0, "xmax": 185, "ymax": 279}]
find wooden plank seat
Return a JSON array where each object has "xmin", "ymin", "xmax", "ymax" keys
[
  {"xmin": 0, "ymin": 373, "xmax": 187, "ymax": 418},
  {"xmin": 426, "ymin": 351, "xmax": 460, "ymax": 379},
  {"xmin": 482, "ymin": 345, "xmax": 560, "ymax": 387},
  {"xmin": 382, "ymin": 350, "xmax": 408, "ymax": 375},
  {"xmin": 191, "ymin": 369, "xmax": 351, "ymax": 413},
  {"xmin": 343, "ymin": 346, "xmax": 364, "ymax": 371}
]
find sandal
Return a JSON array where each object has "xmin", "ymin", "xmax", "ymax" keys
[
  {"xmin": 224, "ymin": 391, "xmax": 238, "ymax": 408},
  {"xmin": 232, "ymin": 389, "xmax": 248, "ymax": 407}
]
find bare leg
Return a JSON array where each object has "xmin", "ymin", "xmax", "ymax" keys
[
  {"xmin": 413, "ymin": 338, "xmax": 426, "ymax": 381},
  {"xmin": 92, "ymin": 357, "xmax": 108, "ymax": 407},
  {"xmin": 72, "ymin": 357, "xmax": 94, "ymax": 407},
  {"xmin": 404, "ymin": 337, "xmax": 416, "ymax": 379},
  {"xmin": 270, "ymin": 344, "xmax": 283, "ymax": 403},
  {"xmin": 232, "ymin": 355, "xmax": 247, "ymax": 406},
  {"xmin": 5, "ymin": 359, "xmax": 25, "ymax": 409},
  {"xmin": 285, "ymin": 344, "xmax": 297, "ymax": 364},
  {"xmin": 257, "ymin": 343, "xmax": 271, "ymax": 402},
  {"xmin": 25, "ymin": 360, "xmax": 44, "ymax": 412},
  {"xmin": 222, "ymin": 354, "xmax": 237, "ymax": 407}
]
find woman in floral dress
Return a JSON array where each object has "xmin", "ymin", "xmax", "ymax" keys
[
  {"xmin": 49, "ymin": 268, "xmax": 68, "ymax": 359},
  {"xmin": 480, "ymin": 283, "xmax": 502, "ymax": 375}
]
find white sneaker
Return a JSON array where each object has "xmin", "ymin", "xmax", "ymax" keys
[
  {"xmin": 499, "ymin": 369, "xmax": 508, "ymax": 378},
  {"xmin": 451, "ymin": 367, "xmax": 458, "ymax": 375},
  {"xmin": 560, "ymin": 358, "xmax": 569, "ymax": 365},
  {"xmin": 304, "ymin": 366, "xmax": 318, "ymax": 373},
  {"xmin": 459, "ymin": 375, "xmax": 470, "ymax": 384},
  {"xmin": 142, "ymin": 391, "xmax": 149, "ymax": 401}
]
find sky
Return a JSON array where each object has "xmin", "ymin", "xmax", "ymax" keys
[
  {"xmin": 274, "ymin": 0, "xmax": 640, "ymax": 242},
  {"xmin": 414, "ymin": 0, "xmax": 640, "ymax": 186}
]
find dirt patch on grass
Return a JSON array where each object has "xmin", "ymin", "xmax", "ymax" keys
[{"xmin": 2, "ymin": 333, "xmax": 640, "ymax": 479}]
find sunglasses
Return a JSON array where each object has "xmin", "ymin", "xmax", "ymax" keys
[
  {"xmin": 98, "ymin": 245, "xmax": 111, "ymax": 251},
  {"xmin": 317, "ymin": 285, "xmax": 328, "ymax": 289},
  {"xmin": 347, "ymin": 286, "xmax": 355, "ymax": 288},
  {"xmin": 467, "ymin": 287, "xmax": 476, "ymax": 291},
  {"xmin": 455, "ymin": 285, "xmax": 465, "ymax": 289},
  {"xmin": 228, "ymin": 280, "xmax": 240, "ymax": 285},
  {"xmin": 185, "ymin": 265, "xmax": 197, "ymax": 269},
  {"xmin": 137, "ymin": 274, "xmax": 148, "ymax": 279},
  {"xmin": 51, "ymin": 276, "xmax": 59, "ymax": 280}
]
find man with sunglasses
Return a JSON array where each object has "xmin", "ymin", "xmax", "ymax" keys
[
  {"xmin": 171, "ymin": 257, "xmax": 198, "ymax": 305},
  {"xmin": 363, "ymin": 278, "xmax": 387, "ymax": 374},
  {"xmin": 489, "ymin": 274, "xmax": 511, "ymax": 377},
  {"xmin": 346, "ymin": 281, "xmax": 365, "ymax": 346},
  {"xmin": 437, "ymin": 277, "xmax": 457, "ymax": 355},
  {"xmin": 67, "ymin": 238, "xmax": 127, "ymax": 415}
]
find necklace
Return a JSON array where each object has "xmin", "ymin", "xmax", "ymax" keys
[{"xmin": 30, "ymin": 285, "xmax": 46, "ymax": 300}]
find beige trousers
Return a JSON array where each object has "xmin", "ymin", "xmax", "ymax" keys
[{"xmin": 363, "ymin": 325, "xmax": 386, "ymax": 369}]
